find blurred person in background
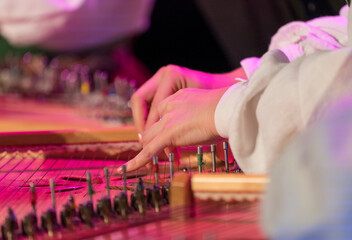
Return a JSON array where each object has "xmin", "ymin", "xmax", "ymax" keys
[
  {"xmin": 0, "ymin": 0, "xmax": 155, "ymax": 86},
  {"xmin": 0, "ymin": 0, "xmax": 345, "ymax": 88}
]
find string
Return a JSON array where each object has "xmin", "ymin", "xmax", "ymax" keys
[
  {"xmin": 0, "ymin": 141, "xmax": 166, "ymax": 224},
  {"xmin": 0, "ymin": 150, "xmax": 44, "ymax": 213},
  {"xmin": 13, "ymin": 150, "xmax": 59, "ymax": 218}
]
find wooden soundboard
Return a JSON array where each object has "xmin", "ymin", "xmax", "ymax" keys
[
  {"xmin": 0, "ymin": 95, "xmax": 139, "ymax": 146},
  {"xmin": 0, "ymin": 95, "xmax": 128, "ymax": 132}
]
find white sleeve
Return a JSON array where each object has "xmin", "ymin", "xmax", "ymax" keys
[
  {"xmin": 0, "ymin": 0, "xmax": 155, "ymax": 51},
  {"xmin": 240, "ymin": 5, "xmax": 349, "ymax": 78},
  {"xmin": 215, "ymin": 47, "xmax": 352, "ymax": 174},
  {"xmin": 215, "ymin": 82, "xmax": 247, "ymax": 138},
  {"xmin": 268, "ymin": 16, "xmax": 347, "ymax": 61}
]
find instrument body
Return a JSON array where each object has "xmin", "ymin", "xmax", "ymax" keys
[{"xmin": 0, "ymin": 98, "xmax": 267, "ymax": 239}]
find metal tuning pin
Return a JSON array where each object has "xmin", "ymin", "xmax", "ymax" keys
[
  {"xmin": 87, "ymin": 172, "xmax": 95, "ymax": 204},
  {"xmin": 42, "ymin": 216, "xmax": 58, "ymax": 235},
  {"xmin": 50, "ymin": 179, "xmax": 56, "ymax": 210},
  {"xmin": 223, "ymin": 142, "xmax": 229, "ymax": 173},
  {"xmin": 1, "ymin": 208, "xmax": 19, "ymax": 240},
  {"xmin": 147, "ymin": 156, "xmax": 163, "ymax": 213},
  {"xmin": 197, "ymin": 146, "xmax": 204, "ymax": 173},
  {"xmin": 211, "ymin": 144, "xmax": 217, "ymax": 173},
  {"xmin": 97, "ymin": 196, "xmax": 112, "ymax": 223},
  {"xmin": 152, "ymin": 156, "xmax": 159, "ymax": 186},
  {"xmin": 123, "ymin": 165, "xmax": 127, "ymax": 194},
  {"xmin": 79, "ymin": 172, "xmax": 95, "ymax": 227},
  {"xmin": 78, "ymin": 201, "xmax": 94, "ymax": 227},
  {"xmin": 30, "ymin": 182, "xmax": 36, "ymax": 214},
  {"xmin": 161, "ymin": 181, "xmax": 170, "ymax": 205},
  {"xmin": 60, "ymin": 195, "xmax": 77, "ymax": 229},
  {"xmin": 164, "ymin": 153, "xmax": 174, "ymax": 204},
  {"xmin": 168, "ymin": 153, "xmax": 174, "ymax": 181},
  {"xmin": 68, "ymin": 195, "xmax": 76, "ymax": 210},
  {"xmin": 104, "ymin": 167, "xmax": 111, "ymax": 198},
  {"xmin": 22, "ymin": 182, "xmax": 38, "ymax": 238},
  {"xmin": 41, "ymin": 179, "xmax": 58, "ymax": 236},
  {"xmin": 21, "ymin": 213, "xmax": 38, "ymax": 238},
  {"xmin": 97, "ymin": 168, "xmax": 113, "ymax": 223},
  {"xmin": 113, "ymin": 165, "xmax": 129, "ymax": 218},
  {"xmin": 146, "ymin": 186, "xmax": 162, "ymax": 213},
  {"xmin": 131, "ymin": 177, "xmax": 146, "ymax": 215}
]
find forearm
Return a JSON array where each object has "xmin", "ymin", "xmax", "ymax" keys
[
  {"xmin": 181, "ymin": 66, "xmax": 247, "ymax": 90},
  {"xmin": 212, "ymin": 67, "xmax": 247, "ymax": 87}
]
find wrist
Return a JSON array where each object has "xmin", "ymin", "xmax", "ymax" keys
[
  {"xmin": 209, "ymin": 87, "xmax": 231, "ymax": 138},
  {"xmin": 214, "ymin": 83, "xmax": 247, "ymax": 138}
]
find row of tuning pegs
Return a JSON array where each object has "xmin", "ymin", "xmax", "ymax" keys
[
  {"xmin": 1, "ymin": 161, "xmax": 169, "ymax": 240},
  {"xmin": 1, "ymin": 143, "xmax": 240, "ymax": 239},
  {"xmin": 198, "ymin": 143, "xmax": 242, "ymax": 174}
]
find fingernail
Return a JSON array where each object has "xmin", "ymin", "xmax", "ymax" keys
[
  {"xmin": 117, "ymin": 167, "xmax": 122, "ymax": 174},
  {"xmin": 138, "ymin": 133, "xmax": 143, "ymax": 143},
  {"xmin": 146, "ymin": 163, "xmax": 152, "ymax": 170}
]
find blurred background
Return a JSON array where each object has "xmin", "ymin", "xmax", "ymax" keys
[
  {"xmin": 0, "ymin": 0, "xmax": 346, "ymax": 130},
  {"xmin": 0, "ymin": 0, "xmax": 346, "ymax": 71}
]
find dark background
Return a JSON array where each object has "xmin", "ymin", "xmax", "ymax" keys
[{"xmin": 134, "ymin": 0, "xmax": 347, "ymax": 74}]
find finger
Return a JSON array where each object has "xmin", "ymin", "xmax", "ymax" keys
[
  {"xmin": 144, "ymin": 65, "xmax": 184, "ymax": 130},
  {"xmin": 156, "ymin": 93, "xmax": 178, "ymax": 118},
  {"xmin": 143, "ymin": 94, "xmax": 180, "ymax": 146},
  {"xmin": 145, "ymin": 162, "xmax": 153, "ymax": 170},
  {"xmin": 130, "ymin": 69, "xmax": 165, "ymax": 135},
  {"xmin": 120, "ymin": 131, "xmax": 171, "ymax": 173},
  {"xmin": 156, "ymin": 88, "xmax": 195, "ymax": 118},
  {"xmin": 145, "ymin": 85, "xmax": 173, "ymax": 129},
  {"xmin": 130, "ymin": 94, "xmax": 148, "ymax": 140},
  {"xmin": 174, "ymin": 148, "xmax": 181, "ymax": 166},
  {"xmin": 142, "ymin": 116, "xmax": 167, "ymax": 147}
]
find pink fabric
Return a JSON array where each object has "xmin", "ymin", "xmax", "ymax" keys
[{"xmin": 240, "ymin": 5, "xmax": 349, "ymax": 78}]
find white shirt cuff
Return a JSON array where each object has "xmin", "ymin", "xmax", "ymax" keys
[{"xmin": 214, "ymin": 82, "xmax": 247, "ymax": 138}]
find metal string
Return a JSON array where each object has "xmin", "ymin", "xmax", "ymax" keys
[{"xmin": 0, "ymin": 150, "xmax": 44, "ymax": 212}]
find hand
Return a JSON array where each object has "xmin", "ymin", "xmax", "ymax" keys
[
  {"xmin": 120, "ymin": 87, "xmax": 229, "ymax": 173},
  {"xmin": 130, "ymin": 64, "xmax": 245, "ymax": 137}
]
